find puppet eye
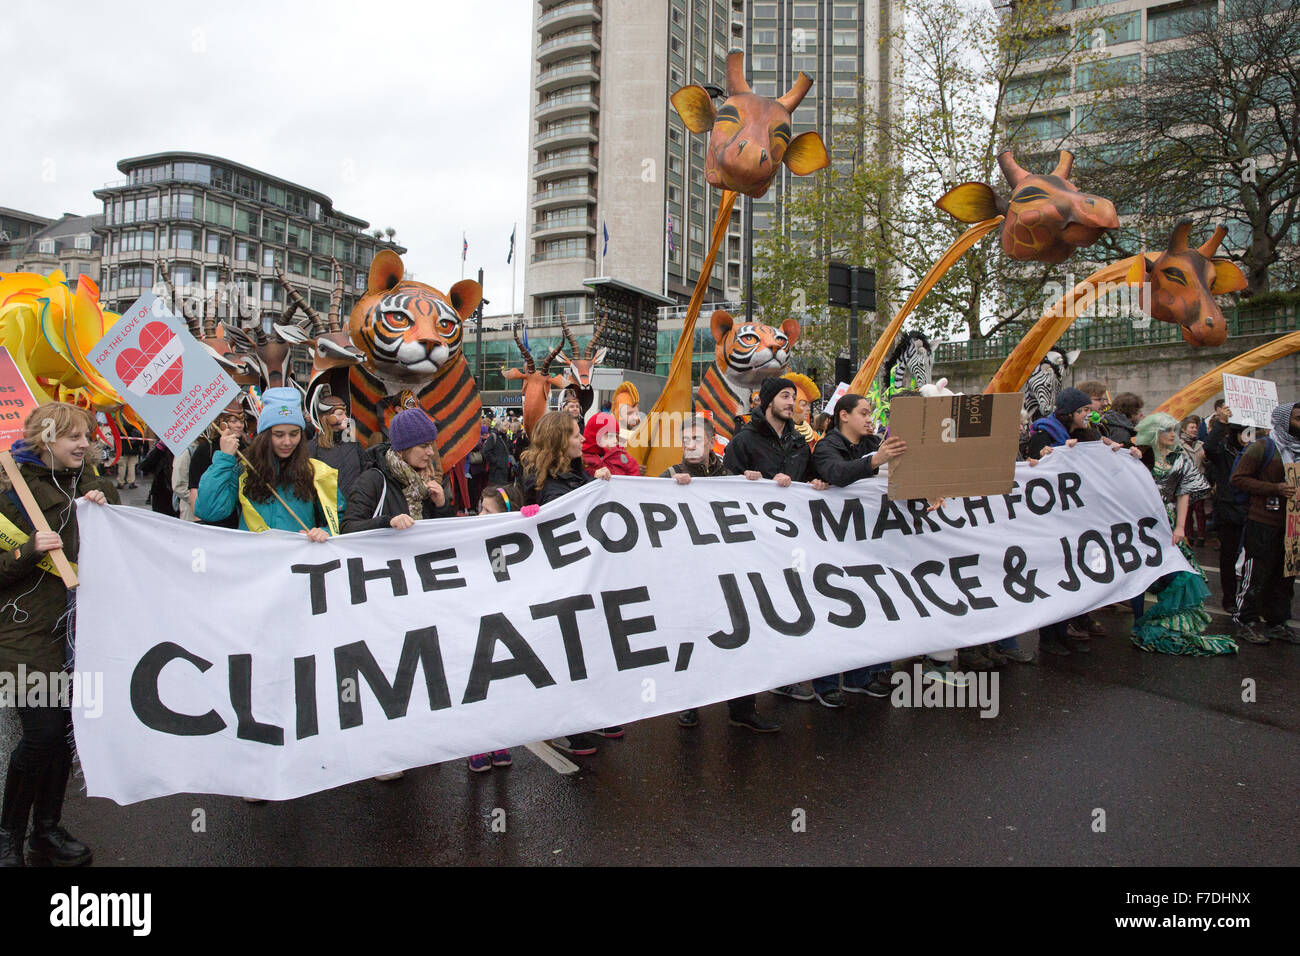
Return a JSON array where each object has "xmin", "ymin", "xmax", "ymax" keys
[
  {"xmin": 738, "ymin": 331, "xmax": 760, "ymax": 346},
  {"xmin": 772, "ymin": 123, "xmax": 792, "ymax": 146},
  {"xmin": 1160, "ymin": 267, "xmax": 1188, "ymax": 287},
  {"xmin": 1011, "ymin": 186, "xmax": 1050, "ymax": 203}
]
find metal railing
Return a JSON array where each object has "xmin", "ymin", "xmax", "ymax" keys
[
  {"xmin": 537, "ymin": 31, "xmax": 597, "ymax": 56},
  {"xmin": 538, "ymin": 2, "xmax": 599, "ymax": 28},
  {"xmin": 933, "ymin": 305, "xmax": 1298, "ymax": 365}
]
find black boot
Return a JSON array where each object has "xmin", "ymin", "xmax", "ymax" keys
[
  {"xmin": 26, "ymin": 747, "xmax": 92, "ymax": 867},
  {"xmin": 1, "ymin": 763, "xmax": 40, "ymax": 868}
]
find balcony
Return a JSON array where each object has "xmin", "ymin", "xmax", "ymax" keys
[
  {"xmin": 534, "ymin": 88, "xmax": 598, "ymax": 121},
  {"xmin": 535, "ymin": 121, "xmax": 597, "ymax": 149},
  {"xmin": 536, "ymin": 58, "xmax": 599, "ymax": 93},
  {"xmin": 531, "ymin": 186, "xmax": 597, "ymax": 211},
  {"xmin": 537, "ymin": 30, "xmax": 599, "ymax": 61},
  {"xmin": 531, "ymin": 216, "xmax": 596, "ymax": 240},
  {"xmin": 538, "ymin": 1, "xmax": 600, "ymax": 32},
  {"xmin": 533, "ymin": 151, "xmax": 597, "ymax": 179},
  {"xmin": 531, "ymin": 247, "xmax": 593, "ymax": 264}
]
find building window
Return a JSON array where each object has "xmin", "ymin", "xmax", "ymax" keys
[
  {"xmin": 1147, "ymin": 2, "xmax": 1215, "ymax": 43},
  {"xmin": 206, "ymin": 234, "xmax": 228, "ymax": 256},
  {"xmin": 234, "ymin": 207, "xmax": 254, "ymax": 234},
  {"xmin": 1075, "ymin": 54, "xmax": 1140, "ymax": 92},
  {"xmin": 289, "ymin": 253, "xmax": 308, "ymax": 275},
  {"xmin": 833, "ymin": 55, "xmax": 857, "ymax": 72},
  {"xmin": 754, "ymin": 54, "xmax": 778, "ymax": 71},
  {"xmin": 235, "ymin": 240, "xmax": 254, "ymax": 262},
  {"xmin": 753, "ymin": 3, "xmax": 777, "ymax": 19},
  {"xmin": 172, "ymin": 228, "xmax": 197, "ymax": 250},
  {"xmin": 74, "ymin": 234, "xmax": 91, "ymax": 250},
  {"xmin": 833, "ymin": 30, "xmax": 857, "ymax": 47},
  {"xmin": 146, "ymin": 196, "xmax": 159, "ymax": 220},
  {"xmin": 754, "ymin": 28, "xmax": 776, "ymax": 44},
  {"xmin": 834, "ymin": 3, "xmax": 858, "ymax": 19},
  {"xmin": 263, "ymin": 247, "xmax": 277, "ymax": 268},
  {"xmin": 793, "ymin": 55, "xmax": 818, "ymax": 73},
  {"xmin": 793, "ymin": 3, "xmax": 817, "ymax": 18},
  {"xmin": 754, "ymin": 80, "xmax": 778, "ymax": 96},
  {"xmin": 38, "ymin": 238, "xmax": 55, "ymax": 254}
]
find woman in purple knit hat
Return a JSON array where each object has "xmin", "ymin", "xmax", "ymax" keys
[{"xmin": 343, "ymin": 408, "xmax": 449, "ymax": 533}]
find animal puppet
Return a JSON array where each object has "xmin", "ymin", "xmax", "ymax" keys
[
  {"xmin": 693, "ymin": 310, "xmax": 800, "ymax": 443},
  {"xmin": 556, "ymin": 312, "xmax": 609, "ymax": 415},
  {"xmin": 867, "ymin": 331, "xmax": 935, "ymax": 426},
  {"xmin": 937, "ymin": 150, "xmax": 1118, "ymax": 263},
  {"xmin": 785, "ymin": 372, "xmax": 821, "ymax": 447},
  {"xmin": 610, "ymin": 381, "xmax": 641, "ymax": 441},
  {"xmin": 503, "ymin": 326, "xmax": 566, "ymax": 435},
  {"xmin": 670, "ymin": 50, "xmax": 830, "ymax": 198},
  {"xmin": 1126, "ymin": 221, "xmax": 1247, "ymax": 348},
  {"xmin": 345, "ymin": 251, "xmax": 483, "ymax": 475},
  {"xmin": 1022, "ymin": 346, "xmax": 1081, "ymax": 422}
]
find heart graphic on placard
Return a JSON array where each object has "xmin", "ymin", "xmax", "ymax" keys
[{"xmin": 115, "ymin": 322, "xmax": 184, "ymax": 396}]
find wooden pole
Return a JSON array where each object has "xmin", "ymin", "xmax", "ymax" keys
[
  {"xmin": 0, "ymin": 450, "xmax": 80, "ymax": 587},
  {"xmin": 233, "ymin": 448, "xmax": 313, "ymax": 533}
]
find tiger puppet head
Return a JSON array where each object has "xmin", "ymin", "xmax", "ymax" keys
[
  {"xmin": 345, "ymin": 251, "xmax": 484, "ymax": 473},
  {"xmin": 350, "ymin": 250, "xmax": 482, "ymax": 387},
  {"xmin": 694, "ymin": 310, "xmax": 800, "ymax": 442}
]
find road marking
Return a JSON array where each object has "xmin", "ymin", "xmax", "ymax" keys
[
  {"xmin": 1201, "ymin": 564, "xmax": 1220, "ymax": 573},
  {"xmin": 524, "ymin": 741, "xmax": 579, "ymax": 775}
]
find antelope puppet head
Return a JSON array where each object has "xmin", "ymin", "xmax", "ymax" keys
[{"xmin": 1127, "ymin": 221, "xmax": 1247, "ymax": 348}]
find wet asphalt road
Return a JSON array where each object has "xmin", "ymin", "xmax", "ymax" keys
[{"xmin": 4, "ymin": 482, "xmax": 1297, "ymax": 866}]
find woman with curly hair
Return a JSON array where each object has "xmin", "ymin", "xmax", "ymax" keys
[
  {"xmin": 1130, "ymin": 412, "xmax": 1236, "ymax": 655},
  {"xmin": 519, "ymin": 410, "xmax": 616, "ymax": 754}
]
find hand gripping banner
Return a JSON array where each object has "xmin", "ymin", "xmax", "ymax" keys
[{"xmin": 73, "ymin": 443, "xmax": 1188, "ymax": 803}]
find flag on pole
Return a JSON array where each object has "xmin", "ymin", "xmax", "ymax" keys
[
  {"xmin": 507, "ymin": 226, "xmax": 516, "ymax": 264},
  {"xmin": 602, "ymin": 220, "xmax": 610, "ymax": 257},
  {"xmin": 462, "ymin": 233, "xmax": 468, "ymax": 261},
  {"xmin": 667, "ymin": 214, "xmax": 675, "ymax": 254}
]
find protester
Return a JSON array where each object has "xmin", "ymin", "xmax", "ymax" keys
[
  {"xmin": 1180, "ymin": 416, "xmax": 1208, "ymax": 546},
  {"xmin": 116, "ymin": 416, "xmax": 144, "ymax": 489},
  {"xmin": 465, "ymin": 483, "xmax": 524, "ymax": 772},
  {"xmin": 1230, "ymin": 402, "xmax": 1300, "ymax": 645},
  {"xmin": 1131, "ymin": 413, "xmax": 1236, "ymax": 655},
  {"xmin": 483, "ymin": 420, "xmax": 511, "ymax": 485},
  {"xmin": 810, "ymin": 392, "xmax": 906, "ymax": 700},
  {"xmin": 1077, "ymin": 380, "xmax": 1109, "ymax": 420},
  {"xmin": 195, "ymin": 387, "xmax": 343, "ymax": 539},
  {"xmin": 661, "ymin": 414, "xmax": 776, "ymax": 731},
  {"xmin": 307, "ymin": 394, "xmax": 368, "ymax": 499},
  {"xmin": 561, "ymin": 391, "xmax": 584, "ymax": 429},
  {"xmin": 582, "ymin": 412, "xmax": 643, "ymax": 477},
  {"xmin": 342, "ymin": 408, "xmax": 448, "ymax": 534},
  {"xmin": 140, "ymin": 438, "xmax": 178, "ymax": 517},
  {"xmin": 1206, "ymin": 399, "xmax": 1231, "ymax": 448},
  {"xmin": 520, "ymin": 410, "xmax": 618, "ymax": 754},
  {"xmin": 1, "ymin": 403, "xmax": 116, "ymax": 867},
  {"xmin": 1101, "ymin": 392, "xmax": 1143, "ymax": 447},
  {"xmin": 724, "ymin": 377, "xmax": 830, "ymax": 703},
  {"xmin": 1026, "ymin": 387, "xmax": 1133, "ymax": 654},
  {"xmin": 189, "ymin": 402, "xmax": 251, "ymax": 528},
  {"xmin": 1205, "ymin": 420, "xmax": 1252, "ymax": 611},
  {"xmin": 811, "ymin": 411, "xmax": 832, "ymax": 436},
  {"xmin": 467, "ymin": 423, "xmax": 492, "ymax": 510}
]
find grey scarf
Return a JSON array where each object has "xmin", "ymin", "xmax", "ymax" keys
[{"xmin": 385, "ymin": 448, "xmax": 430, "ymax": 520}]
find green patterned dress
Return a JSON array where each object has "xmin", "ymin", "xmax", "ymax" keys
[{"xmin": 1131, "ymin": 453, "xmax": 1238, "ymax": 655}]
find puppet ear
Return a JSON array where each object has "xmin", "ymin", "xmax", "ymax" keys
[
  {"xmin": 784, "ymin": 131, "xmax": 830, "ymax": 175},
  {"xmin": 936, "ymin": 183, "xmax": 1003, "ymax": 223},
  {"xmin": 591, "ymin": 347, "xmax": 608, "ymax": 365},
  {"xmin": 368, "ymin": 250, "xmax": 404, "ymax": 294},
  {"xmin": 710, "ymin": 309, "xmax": 735, "ymax": 342},
  {"xmin": 780, "ymin": 318, "xmax": 801, "ymax": 347},
  {"xmin": 671, "ymin": 86, "xmax": 717, "ymax": 133},
  {"xmin": 1125, "ymin": 254, "xmax": 1149, "ymax": 287},
  {"xmin": 448, "ymin": 279, "xmax": 482, "ymax": 319},
  {"xmin": 1065, "ymin": 349, "xmax": 1082, "ymax": 367},
  {"xmin": 1209, "ymin": 258, "xmax": 1248, "ymax": 294}
]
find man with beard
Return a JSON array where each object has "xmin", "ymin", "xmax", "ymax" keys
[{"xmin": 724, "ymin": 377, "xmax": 830, "ymax": 703}]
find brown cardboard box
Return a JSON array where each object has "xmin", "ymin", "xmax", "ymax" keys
[
  {"xmin": 1284, "ymin": 463, "xmax": 1300, "ymax": 578},
  {"xmin": 886, "ymin": 393, "xmax": 1023, "ymax": 500}
]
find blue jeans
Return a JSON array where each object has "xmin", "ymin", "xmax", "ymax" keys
[
  {"xmin": 814, "ymin": 664, "xmax": 888, "ymax": 693},
  {"xmin": 995, "ymin": 636, "xmax": 1021, "ymax": 651}
]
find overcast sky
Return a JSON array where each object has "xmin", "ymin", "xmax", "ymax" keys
[{"xmin": 3, "ymin": 0, "xmax": 533, "ymax": 316}]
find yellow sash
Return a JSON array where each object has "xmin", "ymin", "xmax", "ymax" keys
[
  {"xmin": 236, "ymin": 460, "xmax": 340, "ymax": 536},
  {"xmin": 0, "ymin": 510, "xmax": 76, "ymax": 576}
]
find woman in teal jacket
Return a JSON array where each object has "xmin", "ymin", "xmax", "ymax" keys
[{"xmin": 196, "ymin": 388, "xmax": 344, "ymax": 539}]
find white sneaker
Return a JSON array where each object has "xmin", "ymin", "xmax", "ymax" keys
[
  {"xmin": 373, "ymin": 771, "xmax": 405, "ymax": 782},
  {"xmin": 923, "ymin": 661, "xmax": 973, "ymax": 688}
]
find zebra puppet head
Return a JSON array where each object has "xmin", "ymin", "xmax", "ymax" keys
[
  {"xmin": 1023, "ymin": 347, "xmax": 1082, "ymax": 421},
  {"xmin": 883, "ymin": 331, "xmax": 934, "ymax": 392}
]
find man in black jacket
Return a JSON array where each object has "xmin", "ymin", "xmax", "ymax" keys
[{"xmin": 724, "ymin": 377, "xmax": 829, "ymax": 703}]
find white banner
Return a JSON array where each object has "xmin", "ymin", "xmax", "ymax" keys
[{"xmin": 73, "ymin": 444, "xmax": 1189, "ymax": 804}]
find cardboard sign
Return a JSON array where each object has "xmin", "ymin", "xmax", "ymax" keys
[
  {"xmin": 886, "ymin": 392, "xmax": 1022, "ymax": 500},
  {"xmin": 89, "ymin": 293, "xmax": 239, "ymax": 453},
  {"xmin": 0, "ymin": 347, "xmax": 42, "ymax": 450},
  {"xmin": 1285, "ymin": 462, "xmax": 1300, "ymax": 578},
  {"xmin": 1222, "ymin": 373, "xmax": 1277, "ymax": 430}
]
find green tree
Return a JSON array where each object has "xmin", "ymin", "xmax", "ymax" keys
[{"xmin": 753, "ymin": 0, "xmax": 1115, "ymax": 365}]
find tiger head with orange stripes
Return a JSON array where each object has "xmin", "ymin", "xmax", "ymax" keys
[
  {"xmin": 710, "ymin": 310, "xmax": 800, "ymax": 393},
  {"xmin": 350, "ymin": 250, "xmax": 482, "ymax": 385}
]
